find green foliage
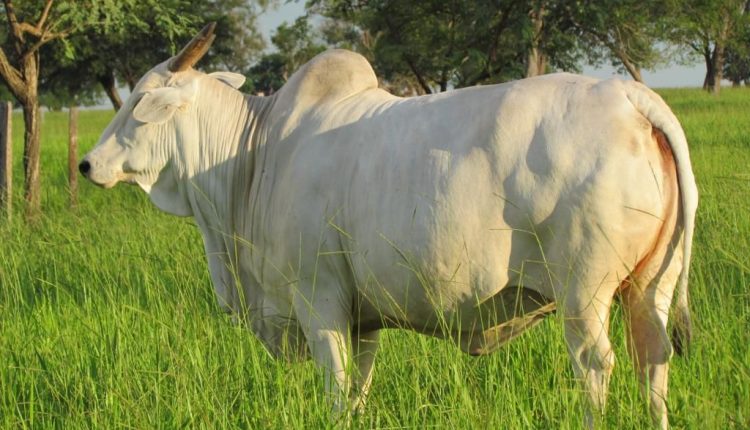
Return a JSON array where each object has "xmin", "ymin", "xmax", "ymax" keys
[
  {"xmin": 0, "ymin": 1, "xmax": 128, "ymax": 37},
  {"xmin": 0, "ymin": 88, "xmax": 749, "ymax": 428},
  {"xmin": 310, "ymin": 0, "xmax": 532, "ymax": 93},
  {"xmin": 723, "ymin": 3, "xmax": 750, "ymax": 85},
  {"xmin": 301, "ymin": 0, "xmax": 745, "ymax": 90},
  {"xmin": 305, "ymin": 1, "xmax": 604, "ymax": 93},
  {"xmin": 668, "ymin": 0, "xmax": 750, "ymax": 91},
  {"xmin": 243, "ymin": 52, "xmax": 286, "ymax": 95},
  {"xmin": 245, "ymin": 16, "xmax": 325, "ymax": 95},
  {"xmin": 271, "ymin": 16, "xmax": 327, "ymax": 73},
  {"xmin": 35, "ymin": 0, "xmax": 192, "ymax": 109},
  {"xmin": 724, "ymin": 44, "xmax": 750, "ymax": 85},
  {"xmin": 38, "ymin": 0, "xmax": 272, "ymax": 109},
  {"xmin": 568, "ymin": 0, "xmax": 677, "ymax": 78},
  {"xmin": 198, "ymin": 0, "xmax": 272, "ymax": 72}
]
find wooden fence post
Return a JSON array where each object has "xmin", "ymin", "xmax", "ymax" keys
[
  {"xmin": 68, "ymin": 106, "xmax": 78, "ymax": 208},
  {"xmin": 0, "ymin": 101, "xmax": 12, "ymax": 221}
]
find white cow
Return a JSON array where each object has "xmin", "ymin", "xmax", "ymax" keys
[{"xmin": 81, "ymin": 24, "xmax": 697, "ymax": 428}]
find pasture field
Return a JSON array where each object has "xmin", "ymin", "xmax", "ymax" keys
[{"xmin": 0, "ymin": 88, "xmax": 749, "ymax": 429}]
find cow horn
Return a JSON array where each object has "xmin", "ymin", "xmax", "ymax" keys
[{"xmin": 168, "ymin": 22, "xmax": 217, "ymax": 72}]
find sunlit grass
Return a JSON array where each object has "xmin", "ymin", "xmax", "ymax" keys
[{"xmin": 1, "ymin": 86, "xmax": 749, "ymax": 428}]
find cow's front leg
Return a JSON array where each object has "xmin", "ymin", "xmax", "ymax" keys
[{"xmin": 293, "ymin": 283, "xmax": 354, "ymax": 416}]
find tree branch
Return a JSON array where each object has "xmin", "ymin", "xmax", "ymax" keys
[
  {"xmin": 3, "ymin": 0, "xmax": 24, "ymax": 45},
  {"xmin": 36, "ymin": 0, "xmax": 54, "ymax": 33},
  {"xmin": 405, "ymin": 57, "xmax": 432, "ymax": 94},
  {"xmin": 483, "ymin": 2, "xmax": 517, "ymax": 79},
  {"xmin": 18, "ymin": 22, "xmax": 42, "ymax": 37},
  {"xmin": 5, "ymin": 0, "xmax": 63, "ymax": 43},
  {"xmin": 380, "ymin": 7, "xmax": 432, "ymax": 94},
  {"xmin": 23, "ymin": 28, "xmax": 69, "ymax": 60},
  {"xmin": 0, "ymin": 47, "xmax": 26, "ymax": 100}
]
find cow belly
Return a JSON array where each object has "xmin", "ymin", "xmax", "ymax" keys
[{"xmin": 346, "ymin": 224, "xmax": 543, "ymax": 334}]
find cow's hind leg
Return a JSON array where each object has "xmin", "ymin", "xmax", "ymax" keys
[
  {"xmin": 622, "ymin": 248, "xmax": 682, "ymax": 430},
  {"xmin": 562, "ymin": 286, "xmax": 616, "ymax": 428},
  {"xmin": 351, "ymin": 330, "xmax": 379, "ymax": 413}
]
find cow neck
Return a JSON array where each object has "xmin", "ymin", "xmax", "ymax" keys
[{"xmin": 186, "ymin": 79, "xmax": 275, "ymax": 236}]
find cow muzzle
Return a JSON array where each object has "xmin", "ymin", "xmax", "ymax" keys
[
  {"xmin": 78, "ymin": 155, "xmax": 125, "ymax": 189},
  {"xmin": 78, "ymin": 160, "xmax": 91, "ymax": 176}
]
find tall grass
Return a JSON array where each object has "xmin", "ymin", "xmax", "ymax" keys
[{"xmin": 1, "ymin": 87, "xmax": 749, "ymax": 429}]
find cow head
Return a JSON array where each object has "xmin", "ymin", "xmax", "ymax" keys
[{"xmin": 79, "ymin": 23, "xmax": 245, "ymax": 215}]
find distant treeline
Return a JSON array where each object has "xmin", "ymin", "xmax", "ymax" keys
[
  {"xmin": 251, "ymin": 0, "xmax": 750, "ymax": 97},
  {"xmin": 2, "ymin": 0, "xmax": 748, "ymax": 113}
]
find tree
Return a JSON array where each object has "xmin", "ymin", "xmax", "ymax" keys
[
  {"xmin": 0, "ymin": 0, "xmax": 128, "ymax": 217},
  {"xmin": 724, "ymin": 29, "xmax": 750, "ymax": 85},
  {"xmin": 672, "ymin": 0, "xmax": 750, "ymax": 93},
  {"xmin": 565, "ymin": 0, "xmax": 676, "ymax": 83},
  {"xmin": 523, "ymin": 1, "xmax": 582, "ymax": 78},
  {"xmin": 245, "ymin": 15, "xmax": 325, "ymax": 95},
  {"xmin": 40, "ymin": 0, "xmax": 272, "ymax": 111},
  {"xmin": 310, "ymin": 0, "xmax": 538, "ymax": 94},
  {"xmin": 723, "ymin": 1, "xmax": 750, "ymax": 86},
  {"xmin": 205, "ymin": 0, "xmax": 271, "ymax": 73},
  {"xmin": 271, "ymin": 16, "xmax": 327, "ymax": 78},
  {"xmin": 526, "ymin": 1, "xmax": 547, "ymax": 77},
  {"xmin": 244, "ymin": 52, "xmax": 286, "ymax": 95},
  {"xmin": 308, "ymin": 1, "xmax": 591, "ymax": 94}
]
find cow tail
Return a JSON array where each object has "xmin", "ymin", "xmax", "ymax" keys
[{"xmin": 623, "ymin": 81, "xmax": 699, "ymax": 356}]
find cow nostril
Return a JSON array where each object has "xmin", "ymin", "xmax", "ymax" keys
[{"xmin": 79, "ymin": 160, "xmax": 91, "ymax": 176}]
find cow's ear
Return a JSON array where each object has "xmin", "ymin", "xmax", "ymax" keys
[
  {"xmin": 209, "ymin": 71, "xmax": 246, "ymax": 89},
  {"xmin": 133, "ymin": 82, "xmax": 196, "ymax": 124}
]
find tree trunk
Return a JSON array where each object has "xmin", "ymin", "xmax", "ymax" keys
[
  {"xmin": 0, "ymin": 48, "xmax": 43, "ymax": 219},
  {"xmin": 439, "ymin": 69, "xmax": 448, "ymax": 92},
  {"xmin": 126, "ymin": 76, "xmax": 136, "ymax": 92},
  {"xmin": 98, "ymin": 70, "xmax": 122, "ymax": 111},
  {"xmin": 527, "ymin": 50, "xmax": 547, "ymax": 78},
  {"xmin": 706, "ymin": 13, "xmax": 731, "ymax": 94},
  {"xmin": 702, "ymin": 47, "xmax": 714, "ymax": 90},
  {"xmin": 18, "ymin": 49, "xmax": 43, "ymax": 220},
  {"xmin": 406, "ymin": 58, "xmax": 432, "ymax": 94},
  {"xmin": 711, "ymin": 41, "xmax": 727, "ymax": 95},
  {"xmin": 526, "ymin": 2, "xmax": 545, "ymax": 78},
  {"xmin": 713, "ymin": 13, "xmax": 734, "ymax": 94},
  {"xmin": 22, "ymin": 98, "xmax": 41, "ymax": 219},
  {"xmin": 621, "ymin": 56, "xmax": 644, "ymax": 83}
]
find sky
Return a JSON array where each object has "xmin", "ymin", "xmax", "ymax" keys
[{"xmin": 258, "ymin": 1, "xmax": 707, "ymax": 89}]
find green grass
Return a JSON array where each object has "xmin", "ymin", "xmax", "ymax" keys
[{"xmin": 1, "ymin": 87, "xmax": 749, "ymax": 429}]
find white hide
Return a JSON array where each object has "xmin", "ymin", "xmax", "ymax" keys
[{"xmin": 82, "ymin": 49, "xmax": 698, "ymax": 429}]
